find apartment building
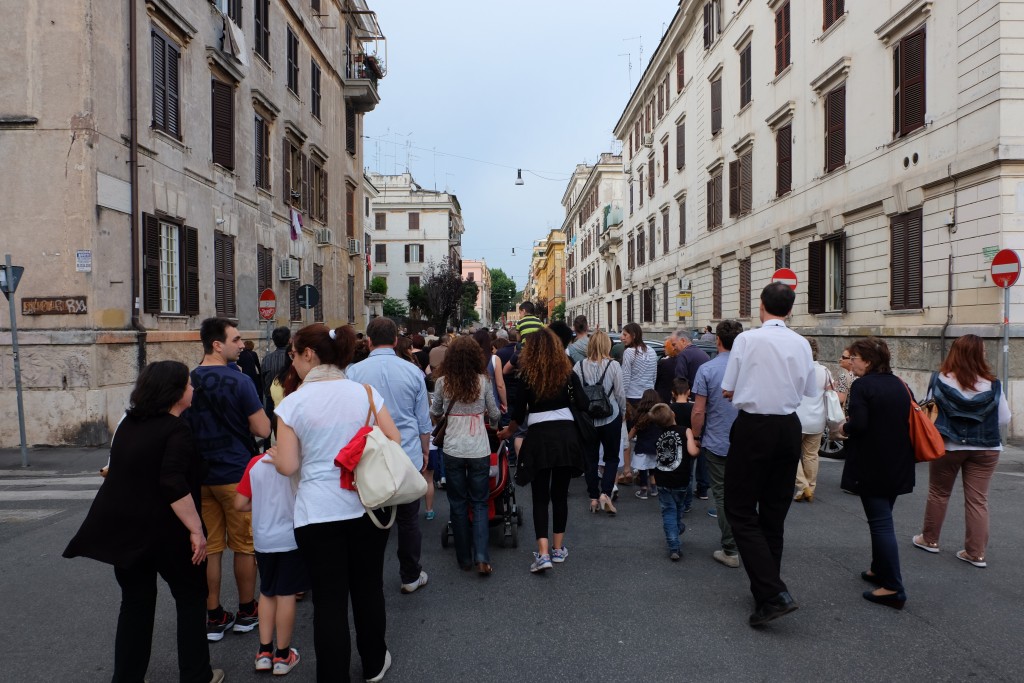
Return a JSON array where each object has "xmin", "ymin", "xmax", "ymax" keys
[
  {"xmin": 367, "ymin": 172, "xmax": 464, "ymax": 303},
  {"xmin": 563, "ymin": 154, "xmax": 626, "ymax": 330},
  {"xmin": 604, "ymin": 0, "xmax": 1024, "ymax": 429},
  {"xmin": 461, "ymin": 259, "xmax": 492, "ymax": 326},
  {"xmin": 0, "ymin": 0, "xmax": 384, "ymax": 446},
  {"xmin": 525, "ymin": 230, "xmax": 566, "ymax": 321}
]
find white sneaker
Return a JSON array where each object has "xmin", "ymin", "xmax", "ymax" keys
[
  {"xmin": 400, "ymin": 570, "xmax": 428, "ymax": 594},
  {"xmin": 713, "ymin": 550, "xmax": 740, "ymax": 568},
  {"xmin": 366, "ymin": 650, "xmax": 392, "ymax": 682}
]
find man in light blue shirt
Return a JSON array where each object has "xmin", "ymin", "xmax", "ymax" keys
[
  {"xmin": 691, "ymin": 320, "xmax": 743, "ymax": 569},
  {"xmin": 347, "ymin": 317, "xmax": 433, "ymax": 595}
]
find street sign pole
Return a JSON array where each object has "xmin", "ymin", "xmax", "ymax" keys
[
  {"xmin": 4, "ymin": 254, "xmax": 29, "ymax": 467},
  {"xmin": 1003, "ymin": 285, "xmax": 1010, "ymax": 393},
  {"xmin": 990, "ymin": 248, "xmax": 1020, "ymax": 396}
]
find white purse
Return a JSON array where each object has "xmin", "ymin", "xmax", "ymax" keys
[{"xmin": 823, "ymin": 374, "xmax": 845, "ymax": 431}]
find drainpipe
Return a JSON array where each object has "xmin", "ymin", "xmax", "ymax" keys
[
  {"xmin": 939, "ymin": 164, "xmax": 957, "ymax": 358},
  {"xmin": 128, "ymin": 0, "xmax": 147, "ymax": 371}
]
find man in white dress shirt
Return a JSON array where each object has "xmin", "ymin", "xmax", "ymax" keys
[{"xmin": 721, "ymin": 282, "xmax": 819, "ymax": 627}]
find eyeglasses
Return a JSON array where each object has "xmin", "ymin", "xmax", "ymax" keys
[
  {"xmin": 848, "ymin": 355, "xmax": 861, "ymax": 361},
  {"xmin": 840, "ymin": 355, "xmax": 851, "ymax": 361}
]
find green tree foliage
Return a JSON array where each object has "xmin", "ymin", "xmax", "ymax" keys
[
  {"xmin": 382, "ymin": 297, "xmax": 408, "ymax": 317},
  {"xmin": 489, "ymin": 268, "xmax": 517, "ymax": 320},
  {"xmin": 552, "ymin": 301, "xmax": 566, "ymax": 322},
  {"xmin": 369, "ymin": 276, "xmax": 388, "ymax": 295},
  {"xmin": 460, "ymin": 279, "xmax": 480, "ymax": 325},
  {"xmin": 407, "ymin": 284, "xmax": 431, "ymax": 318},
  {"xmin": 423, "ymin": 257, "xmax": 463, "ymax": 330}
]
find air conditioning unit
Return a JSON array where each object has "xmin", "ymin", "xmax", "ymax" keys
[
  {"xmin": 314, "ymin": 227, "xmax": 333, "ymax": 246},
  {"xmin": 279, "ymin": 257, "xmax": 300, "ymax": 281},
  {"xmin": 643, "ymin": 133, "xmax": 653, "ymax": 147},
  {"xmin": 347, "ymin": 238, "xmax": 361, "ymax": 256}
]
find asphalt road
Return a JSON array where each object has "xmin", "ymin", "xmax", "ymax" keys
[{"xmin": 3, "ymin": 446, "xmax": 1024, "ymax": 682}]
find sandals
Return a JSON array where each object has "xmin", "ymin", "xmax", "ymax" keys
[
  {"xmin": 956, "ymin": 550, "xmax": 987, "ymax": 568},
  {"xmin": 912, "ymin": 534, "xmax": 939, "ymax": 553},
  {"xmin": 599, "ymin": 493, "xmax": 617, "ymax": 515},
  {"xmin": 589, "ymin": 500, "xmax": 599, "ymax": 514}
]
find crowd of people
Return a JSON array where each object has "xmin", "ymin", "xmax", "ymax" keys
[{"xmin": 62, "ymin": 288, "xmax": 1012, "ymax": 681}]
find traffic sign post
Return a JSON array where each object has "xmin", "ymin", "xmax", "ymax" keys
[
  {"xmin": 296, "ymin": 284, "xmax": 320, "ymax": 327},
  {"xmin": 258, "ymin": 288, "xmax": 277, "ymax": 355},
  {"xmin": 990, "ymin": 249, "xmax": 1020, "ymax": 395},
  {"xmin": 771, "ymin": 268, "xmax": 798, "ymax": 291},
  {"xmin": 2, "ymin": 254, "xmax": 29, "ymax": 467}
]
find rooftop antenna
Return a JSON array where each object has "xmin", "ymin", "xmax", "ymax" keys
[{"xmin": 617, "ymin": 52, "xmax": 632, "ymax": 95}]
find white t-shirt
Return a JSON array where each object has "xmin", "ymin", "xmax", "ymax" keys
[
  {"xmin": 274, "ymin": 379, "xmax": 383, "ymax": 528},
  {"xmin": 237, "ymin": 455, "xmax": 298, "ymax": 553}
]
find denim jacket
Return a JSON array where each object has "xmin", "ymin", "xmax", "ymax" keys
[{"xmin": 929, "ymin": 373, "xmax": 1002, "ymax": 448}]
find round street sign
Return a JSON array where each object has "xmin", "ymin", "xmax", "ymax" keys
[
  {"xmin": 771, "ymin": 268, "xmax": 798, "ymax": 291},
  {"xmin": 297, "ymin": 284, "xmax": 320, "ymax": 310},
  {"xmin": 258, "ymin": 288, "xmax": 276, "ymax": 320},
  {"xmin": 990, "ymin": 249, "xmax": 1021, "ymax": 289}
]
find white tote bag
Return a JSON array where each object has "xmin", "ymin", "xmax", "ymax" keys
[
  {"xmin": 823, "ymin": 374, "xmax": 845, "ymax": 431},
  {"xmin": 352, "ymin": 386, "xmax": 428, "ymax": 529}
]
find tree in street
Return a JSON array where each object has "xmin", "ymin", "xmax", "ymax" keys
[
  {"xmin": 406, "ymin": 283, "xmax": 431, "ymax": 320},
  {"xmin": 423, "ymin": 256, "xmax": 463, "ymax": 330},
  {"xmin": 489, "ymin": 268, "xmax": 517, "ymax": 323},
  {"xmin": 460, "ymin": 280, "xmax": 480, "ymax": 326}
]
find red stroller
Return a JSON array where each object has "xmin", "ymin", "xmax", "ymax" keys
[{"xmin": 441, "ymin": 437, "xmax": 523, "ymax": 549}]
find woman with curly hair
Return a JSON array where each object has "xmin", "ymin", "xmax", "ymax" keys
[
  {"xmin": 497, "ymin": 328, "xmax": 586, "ymax": 573},
  {"xmin": 431, "ymin": 335, "xmax": 501, "ymax": 574}
]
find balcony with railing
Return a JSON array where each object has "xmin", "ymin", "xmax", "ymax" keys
[{"xmin": 344, "ymin": 49, "xmax": 386, "ymax": 113}]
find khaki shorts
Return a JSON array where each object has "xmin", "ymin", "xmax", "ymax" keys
[{"xmin": 202, "ymin": 483, "xmax": 254, "ymax": 555}]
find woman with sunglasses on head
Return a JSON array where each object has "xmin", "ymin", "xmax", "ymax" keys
[
  {"xmin": 834, "ymin": 347, "xmax": 856, "ymax": 410},
  {"xmin": 912, "ymin": 334, "xmax": 1011, "ymax": 568},
  {"xmin": 270, "ymin": 324, "xmax": 403, "ymax": 682},
  {"xmin": 838, "ymin": 338, "xmax": 916, "ymax": 610}
]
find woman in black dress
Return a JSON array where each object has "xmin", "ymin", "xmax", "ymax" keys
[{"xmin": 64, "ymin": 361, "xmax": 221, "ymax": 683}]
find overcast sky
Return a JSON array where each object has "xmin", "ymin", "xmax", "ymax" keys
[{"xmin": 364, "ymin": 1, "xmax": 678, "ymax": 291}]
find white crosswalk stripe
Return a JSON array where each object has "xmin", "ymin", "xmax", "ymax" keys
[{"xmin": 0, "ymin": 473, "xmax": 100, "ymax": 519}]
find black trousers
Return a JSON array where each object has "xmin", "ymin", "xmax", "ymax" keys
[
  {"xmin": 583, "ymin": 415, "xmax": 622, "ymax": 499},
  {"xmin": 112, "ymin": 552, "xmax": 210, "ymax": 683},
  {"xmin": 395, "ymin": 499, "xmax": 422, "ymax": 584},
  {"xmin": 724, "ymin": 410, "xmax": 802, "ymax": 605},
  {"xmin": 531, "ymin": 466, "xmax": 574, "ymax": 540},
  {"xmin": 294, "ymin": 515, "xmax": 390, "ymax": 683}
]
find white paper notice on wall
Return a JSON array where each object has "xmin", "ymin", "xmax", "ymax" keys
[{"xmin": 76, "ymin": 250, "xmax": 92, "ymax": 273}]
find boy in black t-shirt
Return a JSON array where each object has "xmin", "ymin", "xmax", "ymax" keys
[{"xmin": 650, "ymin": 404, "xmax": 700, "ymax": 561}]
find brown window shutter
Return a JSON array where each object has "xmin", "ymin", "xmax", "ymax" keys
[
  {"xmin": 662, "ymin": 210, "xmax": 669, "ymax": 254},
  {"xmin": 676, "ymin": 123, "xmax": 685, "ymax": 170},
  {"xmin": 739, "ymin": 258, "xmax": 751, "ymax": 317},
  {"xmin": 639, "ymin": 171, "xmax": 644, "ymax": 205},
  {"xmin": 290, "ymin": 279, "xmax": 300, "ymax": 321},
  {"xmin": 899, "ymin": 29, "xmax": 926, "ymax": 136},
  {"xmin": 300, "ymin": 152, "xmax": 309, "ymax": 213},
  {"xmin": 906, "ymin": 210, "xmax": 923, "ymax": 308},
  {"xmin": 663, "ymin": 144, "xmax": 668, "ymax": 183},
  {"xmin": 740, "ymin": 151, "xmax": 753, "ymax": 215},
  {"xmin": 419, "ymin": 243, "xmax": 425, "ymax": 262},
  {"xmin": 211, "ymin": 80, "xmax": 234, "ymax": 169},
  {"xmin": 648, "ymin": 219, "xmax": 656, "ymax": 260},
  {"xmin": 152, "ymin": 33, "xmax": 166, "ymax": 130},
  {"xmin": 777, "ymin": 124, "xmax": 792, "ymax": 196},
  {"xmin": 648, "ymin": 158, "xmax": 655, "ymax": 196},
  {"xmin": 677, "ymin": 50, "xmax": 685, "ymax": 91},
  {"xmin": 679, "ymin": 200, "xmax": 686, "ymax": 245},
  {"xmin": 346, "ymin": 108, "xmax": 356, "ymax": 154},
  {"xmin": 346, "ymin": 186, "xmax": 356, "ymax": 237},
  {"xmin": 706, "ymin": 179, "xmax": 715, "ymax": 229},
  {"xmin": 283, "ymin": 139, "xmax": 291, "ymax": 204},
  {"xmin": 256, "ymin": 245, "xmax": 265, "ymax": 292},
  {"xmin": 711, "ymin": 78, "xmax": 722, "ymax": 134},
  {"xmin": 404, "ymin": 244, "xmax": 410, "ymax": 263},
  {"xmin": 713, "ymin": 266, "xmax": 722, "ymax": 319},
  {"xmin": 657, "ymin": 83, "xmax": 664, "ymax": 119},
  {"xmin": 143, "ymin": 214, "xmax": 161, "ymax": 313},
  {"xmin": 891, "ymin": 209, "xmax": 922, "ymax": 309},
  {"xmin": 825, "ymin": 86, "xmax": 846, "ymax": 172},
  {"xmin": 714, "ymin": 174, "xmax": 723, "ymax": 228},
  {"xmin": 313, "ymin": 263, "xmax": 324, "ymax": 322},
  {"xmin": 703, "ymin": 2, "xmax": 713, "ymax": 49},
  {"xmin": 728, "ymin": 160, "xmax": 739, "ymax": 217},
  {"xmin": 254, "ymin": 116, "xmax": 263, "ymax": 189},
  {"xmin": 740, "ymin": 45, "xmax": 752, "ymax": 107},
  {"xmin": 410, "ymin": 212, "xmax": 420, "ymax": 230},
  {"xmin": 775, "ymin": 2, "xmax": 791, "ymax": 76},
  {"xmin": 375, "ymin": 212, "xmax": 385, "ymax": 230},
  {"xmin": 838, "ymin": 231, "xmax": 848, "ymax": 312},
  {"xmin": 375, "ymin": 243, "xmax": 386, "ymax": 263},
  {"xmin": 166, "ymin": 43, "xmax": 180, "ymax": 138},
  {"xmin": 321, "ymin": 169, "xmax": 328, "ymax": 223},
  {"xmin": 184, "ymin": 226, "xmax": 200, "ymax": 315},
  {"xmin": 808, "ymin": 239, "xmax": 825, "ymax": 314},
  {"xmin": 214, "ymin": 232, "xmax": 226, "ymax": 316},
  {"xmin": 825, "ymin": 0, "xmax": 845, "ymax": 31},
  {"xmin": 224, "ymin": 234, "xmax": 236, "ymax": 318}
]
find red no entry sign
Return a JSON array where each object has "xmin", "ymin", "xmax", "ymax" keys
[
  {"xmin": 990, "ymin": 249, "xmax": 1020, "ymax": 289},
  {"xmin": 771, "ymin": 268, "xmax": 798, "ymax": 291},
  {"xmin": 258, "ymin": 288, "xmax": 277, "ymax": 320}
]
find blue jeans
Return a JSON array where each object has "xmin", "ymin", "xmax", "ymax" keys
[
  {"xmin": 444, "ymin": 454, "xmax": 490, "ymax": 566},
  {"xmin": 683, "ymin": 451, "xmax": 710, "ymax": 507},
  {"xmin": 861, "ymin": 495, "xmax": 905, "ymax": 595},
  {"xmin": 658, "ymin": 486, "xmax": 689, "ymax": 553}
]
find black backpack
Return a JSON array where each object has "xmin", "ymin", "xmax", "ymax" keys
[{"xmin": 575, "ymin": 360, "xmax": 613, "ymax": 419}]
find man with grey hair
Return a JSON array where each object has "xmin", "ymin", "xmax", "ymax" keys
[{"xmin": 347, "ymin": 316, "xmax": 433, "ymax": 594}]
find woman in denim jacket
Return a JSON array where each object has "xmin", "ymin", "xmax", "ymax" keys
[{"xmin": 913, "ymin": 335, "xmax": 1011, "ymax": 568}]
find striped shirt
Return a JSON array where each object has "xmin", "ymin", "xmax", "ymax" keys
[
  {"xmin": 621, "ymin": 345, "xmax": 658, "ymax": 400},
  {"xmin": 516, "ymin": 315, "xmax": 544, "ymax": 338}
]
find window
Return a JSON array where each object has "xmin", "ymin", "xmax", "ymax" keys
[
  {"xmin": 739, "ymin": 258, "xmax": 751, "ymax": 317},
  {"xmin": 676, "ymin": 50, "xmax": 685, "ymax": 92},
  {"xmin": 211, "ymin": 80, "xmax": 234, "ymax": 169},
  {"xmin": 375, "ymin": 213, "xmax": 386, "ymax": 230},
  {"xmin": 375, "ymin": 243, "xmax": 386, "ymax": 263},
  {"xmin": 310, "ymin": 60, "xmax": 322, "ymax": 119},
  {"xmin": 312, "ymin": 0, "xmax": 321, "ymax": 12},
  {"xmin": 703, "ymin": 1, "xmax": 722, "ymax": 50},
  {"xmin": 776, "ymin": 123, "xmax": 792, "ymax": 197},
  {"xmin": 346, "ymin": 184, "xmax": 356, "ymax": 237},
  {"xmin": 638, "ymin": 169, "xmax": 644, "ymax": 207},
  {"xmin": 313, "ymin": 263, "xmax": 324, "ymax": 322},
  {"xmin": 678, "ymin": 199, "xmax": 686, "ymax": 245},
  {"xmin": 739, "ymin": 44, "xmax": 752, "ymax": 108},
  {"xmin": 648, "ymin": 217, "xmax": 656, "ymax": 261},
  {"xmin": 657, "ymin": 83, "xmax": 664, "ymax": 119},
  {"xmin": 775, "ymin": 244, "xmax": 791, "ymax": 269},
  {"xmin": 627, "ymin": 293, "xmax": 634, "ymax": 325},
  {"xmin": 728, "ymin": 151, "xmax": 753, "ymax": 218},
  {"xmin": 346, "ymin": 107, "xmax": 357, "ymax": 154},
  {"xmin": 282, "ymin": 138, "xmax": 306, "ymax": 208},
  {"xmin": 712, "ymin": 266, "xmax": 722, "ymax": 319},
  {"xmin": 256, "ymin": 245, "xmax": 273, "ymax": 293},
  {"xmin": 707, "ymin": 170, "xmax": 723, "ymax": 230},
  {"xmin": 823, "ymin": 0, "xmax": 845, "ymax": 31},
  {"xmin": 409, "ymin": 212, "xmax": 420, "ymax": 230},
  {"xmin": 662, "ymin": 143, "xmax": 669, "ymax": 183},
  {"xmin": 775, "ymin": 2, "xmax": 791, "ymax": 75},
  {"xmin": 824, "ymin": 85, "xmax": 846, "ymax": 173},
  {"xmin": 151, "ymin": 28, "xmax": 181, "ymax": 138},
  {"xmin": 663, "ymin": 282, "xmax": 670, "ymax": 323},
  {"xmin": 637, "ymin": 228, "xmax": 646, "ymax": 265},
  {"xmin": 642, "ymin": 288, "xmax": 654, "ymax": 323},
  {"xmin": 214, "ymin": 231, "xmax": 237, "ymax": 318},
  {"xmin": 894, "ymin": 28, "xmax": 926, "ymax": 138},
  {"xmin": 405, "ymin": 244, "xmax": 424, "ymax": 263},
  {"xmin": 662, "ymin": 209, "xmax": 670, "ymax": 254},
  {"xmin": 676, "ymin": 123, "xmax": 685, "ymax": 170},
  {"xmin": 808, "ymin": 233, "xmax": 846, "ymax": 313},
  {"xmin": 254, "ymin": 0, "xmax": 269, "ymax": 62},
  {"xmin": 309, "ymin": 158, "xmax": 327, "ymax": 223},
  {"xmin": 289, "ymin": 278, "xmax": 301, "ymax": 321},
  {"xmin": 286, "ymin": 28, "xmax": 299, "ymax": 95},
  {"xmin": 143, "ymin": 214, "xmax": 197, "ymax": 315},
  {"xmin": 221, "ymin": 0, "xmax": 242, "ymax": 26},
  {"xmin": 409, "ymin": 276, "xmax": 420, "ymax": 288},
  {"xmin": 628, "ymin": 234, "xmax": 636, "ymax": 269},
  {"xmin": 255, "ymin": 115, "xmax": 270, "ymax": 190},
  {"xmin": 710, "ymin": 77, "xmax": 722, "ymax": 135},
  {"xmin": 629, "ymin": 182, "xmax": 634, "ymax": 215},
  {"xmin": 890, "ymin": 209, "xmax": 923, "ymax": 310},
  {"xmin": 347, "ymin": 274, "xmax": 355, "ymax": 324},
  {"xmin": 648, "ymin": 158, "xmax": 655, "ymax": 197}
]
